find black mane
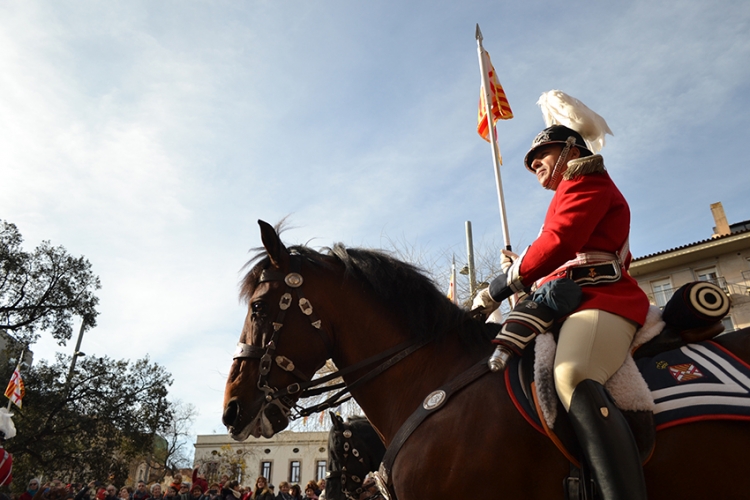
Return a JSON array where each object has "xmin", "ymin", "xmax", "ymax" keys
[{"xmin": 241, "ymin": 243, "xmax": 497, "ymax": 345}]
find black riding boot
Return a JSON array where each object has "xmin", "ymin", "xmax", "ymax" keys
[{"xmin": 568, "ymin": 379, "xmax": 647, "ymax": 500}]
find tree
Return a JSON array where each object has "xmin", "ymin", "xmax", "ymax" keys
[
  {"xmin": 140, "ymin": 400, "xmax": 198, "ymax": 480},
  {"xmin": 4, "ymin": 352, "xmax": 175, "ymax": 491},
  {"xmin": 0, "ymin": 220, "xmax": 100, "ymax": 345}
]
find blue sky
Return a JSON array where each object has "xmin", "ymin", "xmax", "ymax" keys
[{"xmin": 2, "ymin": 1, "xmax": 749, "ymax": 441}]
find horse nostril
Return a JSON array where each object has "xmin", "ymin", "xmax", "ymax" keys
[{"xmin": 223, "ymin": 399, "xmax": 239, "ymax": 427}]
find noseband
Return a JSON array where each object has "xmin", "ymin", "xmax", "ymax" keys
[{"xmin": 232, "ymin": 253, "xmax": 430, "ymax": 422}]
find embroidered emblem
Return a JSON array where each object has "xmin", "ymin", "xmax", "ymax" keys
[
  {"xmin": 588, "ymin": 267, "xmax": 598, "ymax": 278},
  {"xmin": 669, "ymin": 363, "xmax": 704, "ymax": 382},
  {"xmin": 423, "ymin": 390, "xmax": 447, "ymax": 410},
  {"xmin": 656, "ymin": 360, "xmax": 669, "ymax": 369},
  {"xmin": 525, "ymin": 302, "xmax": 538, "ymax": 310}
]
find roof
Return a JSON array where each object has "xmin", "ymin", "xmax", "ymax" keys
[{"xmin": 633, "ymin": 226, "xmax": 750, "ymax": 262}]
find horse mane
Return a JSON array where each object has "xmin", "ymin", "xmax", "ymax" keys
[{"xmin": 241, "ymin": 242, "xmax": 497, "ymax": 347}]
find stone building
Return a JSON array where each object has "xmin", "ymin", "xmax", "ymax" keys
[
  {"xmin": 193, "ymin": 430, "xmax": 329, "ymax": 489},
  {"xmin": 630, "ymin": 202, "xmax": 750, "ymax": 331}
]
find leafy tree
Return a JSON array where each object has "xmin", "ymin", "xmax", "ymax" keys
[
  {"xmin": 4, "ymin": 353, "xmax": 174, "ymax": 491},
  {"xmin": 0, "ymin": 220, "xmax": 100, "ymax": 345}
]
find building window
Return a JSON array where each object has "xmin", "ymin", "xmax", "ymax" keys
[
  {"xmin": 316, "ymin": 460, "xmax": 327, "ymax": 481},
  {"xmin": 261, "ymin": 461, "xmax": 272, "ymax": 481},
  {"xmin": 290, "ymin": 461, "xmax": 300, "ymax": 483},
  {"xmin": 651, "ymin": 278, "xmax": 673, "ymax": 307},
  {"xmin": 695, "ymin": 266, "xmax": 728, "ymax": 291},
  {"xmin": 722, "ymin": 316, "xmax": 735, "ymax": 333}
]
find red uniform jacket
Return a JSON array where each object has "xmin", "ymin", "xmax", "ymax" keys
[{"xmin": 517, "ymin": 166, "xmax": 649, "ymax": 326}]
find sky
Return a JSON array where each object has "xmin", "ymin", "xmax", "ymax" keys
[{"xmin": 2, "ymin": 0, "xmax": 750, "ymax": 453}]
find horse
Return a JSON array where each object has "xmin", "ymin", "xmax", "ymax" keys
[
  {"xmin": 223, "ymin": 220, "xmax": 750, "ymax": 500},
  {"xmin": 326, "ymin": 413, "xmax": 386, "ymax": 500}
]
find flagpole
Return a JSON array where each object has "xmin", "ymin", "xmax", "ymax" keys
[{"xmin": 476, "ymin": 24, "xmax": 512, "ymax": 251}]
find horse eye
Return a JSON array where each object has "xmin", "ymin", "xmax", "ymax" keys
[{"xmin": 251, "ymin": 301, "xmax": 267, "ymax": 316}]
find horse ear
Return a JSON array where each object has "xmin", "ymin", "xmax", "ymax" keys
[
  {"xmin": 258, "ymin": 220, "xmax": 289, "ymax": 269},
  {"xmin": 329, "ymin": 411, "xmax": 343, "ymax": 429}
]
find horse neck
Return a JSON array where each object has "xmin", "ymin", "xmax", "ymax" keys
[{"xmin": 329, "ymin": 301, "xmax": 485, "ymax": 443}]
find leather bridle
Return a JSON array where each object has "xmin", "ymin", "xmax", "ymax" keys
[{"xmin": 232, "ymin": 252, "xmax": 429, "ymax": 423}]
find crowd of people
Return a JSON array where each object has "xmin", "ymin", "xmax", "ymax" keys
[{"xmin": 13, "ymin": 474, "xmax": 329, "ymax": 500}]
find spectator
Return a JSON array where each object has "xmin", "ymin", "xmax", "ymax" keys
[
  {"xmin": 202, "ymin": 484, "xmax": 220, "ymax": 500},
  {"xmin": 189, "ymin": 485, "xmax": 202, "ymax": 500},
  {"xmin": 250, "ymin": 478, "xmax": 272, "ymax": 500},
  {"xmin": 104, "ymin": 485, "xmax": 118, "ymax": 500},
  {"xmin": 150, "ymin": 485, "xmax": 163, "ymax": 500},
  {"xmin": 20, "ymin": 478, "xmax": 41, "ymax": 500},
  {"xmin": 118, "ymin": 487, "xmax": 131, "ymax": 500},
  {"xmin": 165, "ymin": 486, "xmax": 179, "ymax": 500},
  {"xmin": 304, "ymin": 484, "xmax": 318, "ymax": 499},
  {"xmin": 287, "ymin": 486, "xmax": 301, "ymax": 500},
  {"xmin": 73, "ymin": 481, "xmax": 97, "ymax": 500},
  {"xmin": 218, "ymin": 477, "xmax": 229, "ymax": 491},
  {"xmin": 191, "ymin": 470, "xmax": 207, "ymax": 495},
  {"xmin": 179, "ymin": 484, "xmax": 191, "ymax": 500},
  {"xmin": 221, "ymin": 481, "xmax": 240, "ymax": 500},
  {"xmin": 169, "ymin": 476, "xmax": 182, "ymax": 495},
  {"xmin": 274, "ymin": 482, "xmax": 291, "ymax": 500},
  {"xmin": 132, "ymin": 482, "xmax": 149, "ymax": 500},
  {"xmin": 302, "ymin": 488, "xmax": 316, "ymax": 500}
]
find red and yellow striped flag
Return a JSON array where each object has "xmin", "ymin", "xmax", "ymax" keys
[
  {"xmin": 4, "ymin": 368, "xmax": 24, "ymax": 409},
  {"xmin": 477, "ymin": 51, "xmax": 513, "ymax": 142}
]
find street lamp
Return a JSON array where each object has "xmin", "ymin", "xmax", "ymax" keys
[{"xmin": 65, "ymin": 318, "xmax": 90, "ymax": 390}]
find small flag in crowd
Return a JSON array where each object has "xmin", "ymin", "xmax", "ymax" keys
[
  {"xmin": 447, "ymin": 260, "xmax": 458, "ymax": 305},
  {"xmin": 477, "ymin": 51, "xmax": 513, "ymax": 142},
  {"xmin": 4, "ymin": 368, "xmax": 24, "ymax": 409}
]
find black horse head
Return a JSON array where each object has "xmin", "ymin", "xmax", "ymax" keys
[{"xmin": 326, "ymin": 412, "xmax": 386, "ymax": 500}]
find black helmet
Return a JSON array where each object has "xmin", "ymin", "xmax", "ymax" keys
[{"xmin": 524, "ymin": 124, "xmax": 592, "ymax": 172}]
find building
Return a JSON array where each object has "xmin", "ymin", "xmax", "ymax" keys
[
  {"xmin": 630, "ymin": 202, "xmax": 750, "ymax": 332},
  {"xmin": 194, "ymin": 430, "xmax": 329, "ymax": 488}
]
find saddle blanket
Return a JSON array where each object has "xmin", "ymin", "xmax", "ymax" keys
[
  {"xmin": 506, "ymin": 339, "xmax": 750, "ymax": 434},
  {"xmin": 636, "ymin": 340, "xmax": 750, "ymax": 429}
]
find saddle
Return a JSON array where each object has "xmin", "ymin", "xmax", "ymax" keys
[
  {"xmin": 505, "ymin": 310, "xmax": 748, "ymax": 469},
  {"xmin": 507, "ymin": 339, "xmax": 656, "ymax": 469}
]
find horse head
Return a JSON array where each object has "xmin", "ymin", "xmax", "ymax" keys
[{"xmin": 222, "ymin": 220, "xmax": 335, "ymax": 440}]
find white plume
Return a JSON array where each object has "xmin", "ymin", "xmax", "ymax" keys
[
  {"xmin": 537, "ymin": 90, "xmax": 613, "ymax": 153},
  {"xmin": 0, "ymin": 408, "xmax": 16, "ymax": 440}
]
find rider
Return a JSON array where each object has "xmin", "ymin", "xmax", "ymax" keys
[{"xmin": 475, "ymin": 95, "xmax": 650, "ymax": 499}]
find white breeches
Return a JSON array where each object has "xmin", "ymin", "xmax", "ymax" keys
[{"xmin": 554, "ymin": 309, "xmax": 637, "ymax": 411}]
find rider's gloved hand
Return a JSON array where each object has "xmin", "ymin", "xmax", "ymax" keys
[
  {"xmin": 500, "ymin": 249, "xmax": 518, "ymax": 274},
  {"xmin": 472, "ymin": 287, "xmax": 501, "ymax": 317}
]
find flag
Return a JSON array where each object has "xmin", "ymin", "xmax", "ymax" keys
[
  {"xmin": 477, "ymin": 50, "xmax": 513, "ymax": 142},
  {"xmin": 447, "ymin": 261, "xmax": 458, "ymax": 305},
  {"xmin": 4, "ymin": 368, "xmax": 24, "ymax": 409}
]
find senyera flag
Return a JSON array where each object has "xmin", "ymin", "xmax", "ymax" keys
[
  {"xmin": 477, "ymin": 50, "xmax": 513, "ymax": 142},
  {"xmin": 4, "ymin": 368, "xmax": 24, "ymax": 409}
]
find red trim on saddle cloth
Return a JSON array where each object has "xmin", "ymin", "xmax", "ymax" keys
[
  {"xmin": 655, "ymin": 342, "xmax": 749, "ymax": 431},
  {"xmin": 530, "ymin": 381, "xmax": 581, "ymax": 468},
  {"xmin": 656, "ymin": 413, "xmax": 750, "ymax": 431},
  {"xmin": 504, "ymin": 367, "xmax": 545, "ymax": 435}
]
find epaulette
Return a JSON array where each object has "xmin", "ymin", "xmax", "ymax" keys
[{"xmin": 563, "ymin": 154, "xmax": 606, "ymax": 180}]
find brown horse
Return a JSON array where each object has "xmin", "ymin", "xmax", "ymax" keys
[{"xmin": 223, "ymin": 221, "xmax": 750, "ymax": 500}]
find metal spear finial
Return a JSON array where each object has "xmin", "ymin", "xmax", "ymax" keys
[{"xmin": 475, "ymin": 23, "xmax": 483, "ymax": 41}]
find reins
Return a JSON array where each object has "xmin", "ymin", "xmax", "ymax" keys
[{"xmin": 232, "ymin": 252, "xmax": 430, "ymax": 420}]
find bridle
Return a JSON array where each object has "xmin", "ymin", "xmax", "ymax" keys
[
  {"xmin": 327, "ymin": 421, "xmax": 383, "ymax": 500},
  {"xmin": 232, "ymin": 252, "xmax": 430, "ymax": 424}
]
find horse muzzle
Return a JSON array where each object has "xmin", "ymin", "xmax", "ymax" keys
[{"xmin": 223, "ymin": 397, "xmax": 291, "ymax": 440}]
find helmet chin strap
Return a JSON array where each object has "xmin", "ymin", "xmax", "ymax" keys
[{"xmin": 544, "ymin": 136, "xmax": 578, "ymax": 190}]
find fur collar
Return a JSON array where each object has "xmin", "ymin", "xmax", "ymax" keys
[{"xmin": 563, "ymin": 154, "xmax": 606, "ymax": 180}]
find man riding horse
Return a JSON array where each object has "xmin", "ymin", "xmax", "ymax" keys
[{"xmin": 474, "ymin": 91, "xmax": 649, "ymax": 500}]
